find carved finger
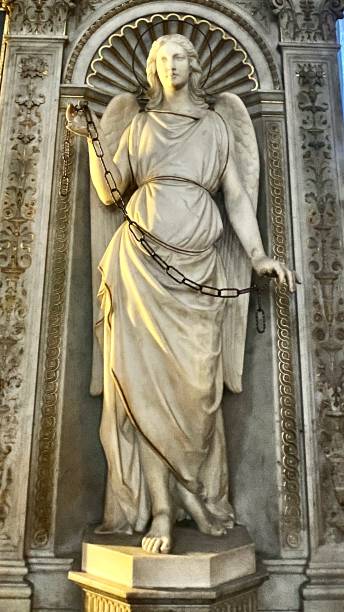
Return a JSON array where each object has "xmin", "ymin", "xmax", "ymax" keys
[
  {"xmin": 274, "ymin": 263, "xmax": 285, "ymax": 286},
  {"xmin": 286, "ymin": 268, "xmax": 295, "ymax": 293},
  {"xmin": 295, "ymin": 271, "xmax": 302, "ymax": 284}
]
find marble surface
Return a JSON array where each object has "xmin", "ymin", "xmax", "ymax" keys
[{"xmin": 80, "ymin": 526, "xmax": 256, "ymax": 589}]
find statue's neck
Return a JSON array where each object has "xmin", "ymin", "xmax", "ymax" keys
[{"xmin": 160, "ymin": 84, "xmax": 204, "ymax": 117}]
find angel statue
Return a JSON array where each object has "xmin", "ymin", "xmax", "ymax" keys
[{"xmin": 66, "ymin": 33, "xmax": 298, "ymax": 555}]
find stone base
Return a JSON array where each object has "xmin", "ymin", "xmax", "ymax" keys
[
  {"xmin": 69, "ymin": 526, "xmax": 267, "ymax": 611},
  {"xmin": 82, "ymin": 526, "xmax": 255, "ymax": 589},
  {"xmin": 302, "ymin": 546, "xmax": 344, "ymax": 612},
  {"xmin": 27, "ymin": 556, "xmax": 81, "ymax": 611},
  {"xmin": 0, "ymin": 560, "xmax": 32, "ymax": 612}
]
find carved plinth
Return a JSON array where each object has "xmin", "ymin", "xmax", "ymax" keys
[{"xmin": 69, "ymin": 527, "xmax": 267, "ymax": 611}]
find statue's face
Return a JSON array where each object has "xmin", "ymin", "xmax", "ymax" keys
[{"xmin": 156, "ymin": 41, "xmax": 190, "ymax": 92}]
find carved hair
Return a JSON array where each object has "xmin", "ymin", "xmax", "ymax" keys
[{"xmin": 146, "ymin": 34, "xmax": 206, "ymax": 109}]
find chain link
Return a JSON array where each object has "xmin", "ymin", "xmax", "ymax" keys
[{"xmin": 78, "ymin": 102, "xmax": 267, "ymax": 331}]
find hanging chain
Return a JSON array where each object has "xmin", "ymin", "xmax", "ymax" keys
[{"xmin": 77, "ymin": 101, "xmax": 268, "ymax": 332}]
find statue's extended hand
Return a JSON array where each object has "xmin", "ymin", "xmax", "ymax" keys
[
  {"xmin": 252, "ymin": 255, "xmax": 301, "ymax": 293},
  {"xmin": 66, "ymin": 103, "xmax": 89, "ymax": 137}
]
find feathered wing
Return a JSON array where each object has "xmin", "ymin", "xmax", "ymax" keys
[
  {"xmin": 215, "ymin": 92, "xmax": 260, "ymax": 393},
  {"xmin": 90, "ymin": 93, "xmax": 139, "ymax": 395}
]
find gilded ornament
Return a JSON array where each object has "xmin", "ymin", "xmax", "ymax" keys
[
  {"xmin": 267, "ymin": 122, "xmax": 302, "ymax": 549},
  {"xmin": 31, "ymin": 127, "xmax": 75, "ymax": 548}
]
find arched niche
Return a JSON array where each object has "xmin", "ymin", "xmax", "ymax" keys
[
  {"xmin": 63, "ymin": 0, "xmax": 281, "ymax": 91},
  {"xmin": 53, "ymin": 0, "xmax": 298, "ymax": 564}
]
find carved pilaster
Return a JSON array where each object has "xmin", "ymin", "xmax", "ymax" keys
[
  {"xmin": 9, "ymin": 0, "xmax": 74, "ymax": 35},
  {"xmin": 296, "ymin": 62, "xmax": 344, "ymax": 544},
  {"xmin": 28, "ymin": 125, "xmax": 75, "ymax": 552},
  {"xmin": 0, "ymin": 54, "xmax": 48, "ymax": 550},
  {"xmin": 270, "ymin": 0, "xmax": 344, "ymax": 42},
  {"xmin": 266, "ymin": 122, "xmax": 303, "ymax": 551},
  {"xmin": 282, "ymin": 33, "xmax": 344, "ymax": 608},
  {"xmin": 0, "ymin": 35, "xmax": 65, "ymax": 612}
]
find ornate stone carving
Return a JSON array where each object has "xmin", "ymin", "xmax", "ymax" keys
[
  {"xmin": 64, "ymin": 0, "xmax": 281, "ymax": 89},
  {"xmin": 0, "ymin": 0, "xmax": 14, "ymax": 14},
  {"xmin": 297, "ymin": 62, "xmax": 344, "ymax": 542},
  {"xmin": 271, "ymin": 0, "xmax": 344, "ymax": 42},
  {"xmin": 73, "ymin": 0, "xmax": 107, "ymax": 22},
  {"xmin": 232, "ymin": 0, "xmax": 273, "ymax": 31},
  {"xmin": 30, "ymin": 126, "xmax": 75, "ymax": 548},
  {"xmin": 267, "ymin": 122, "xmax": 302, "ymax": 549},
  {"xmin": 10, "ymin": 0, "xmax": 74, "ymax": 35},
  {"xmin": 0, "ymin": 55, "xmax": 47, "ymax": 545}
]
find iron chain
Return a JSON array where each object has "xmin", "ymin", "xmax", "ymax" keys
[{"xmin": 78, "ymin": 102, "xmax": 267, "ymax": 331}]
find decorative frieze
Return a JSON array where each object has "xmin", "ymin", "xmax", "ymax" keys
[
  {"xmin": 9, "ymin": 0, "xmax": 74, "ymax": 35},
  {"xmin": 271, "ymin": 0, "xmax": 344, "ymax": 42},
  {"xmin": 0, "ymin": 55, "xmax": 48, "ymax": 546},
  {"xmin": 30, "ymin": 126, "xmax": 75, "ymax": 549},
  {"xmin": 296, "ymin": 62, "xmax": 344, "ymax": 543},
  {"xmin": 267, "ymin": 122, "xmax": 302, "ymax": 549}
]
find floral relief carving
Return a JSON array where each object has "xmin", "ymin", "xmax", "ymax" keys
[
  {"xmin": 297, "ymin": 63, "xmax": 344, "ymax": 542},
  {"xmin": 0, "ymin": 55, "xmax": 47, "ymax": 545},
  {"xmin": 10, "ymin": 0, "xmax": 74, "ymax": 34},
  {"xmin": 271, "ymin": 0, "xmax": 344, "ymax": 41}
]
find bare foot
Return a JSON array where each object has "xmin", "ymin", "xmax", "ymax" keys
[
  {"xmin": 177, "ymin": 486, "xmax": 234, "ymax": 536},
  {"xmin": 141, "ymin": 513, "xmax": 173, "ymax": 554}
]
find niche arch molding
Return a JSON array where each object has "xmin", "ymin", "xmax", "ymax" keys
[{"xmin": 64, "ymin": 0, "xmax": 282, "ymax": 93}]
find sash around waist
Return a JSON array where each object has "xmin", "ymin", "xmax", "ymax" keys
[{"xmin": 137, "ymin": 175, "xmax": 213, "ymax": 196}]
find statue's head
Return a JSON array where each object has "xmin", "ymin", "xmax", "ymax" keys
[{"xmin": 146, "ymin": 34, "xmax": 206, "ymax": 109}]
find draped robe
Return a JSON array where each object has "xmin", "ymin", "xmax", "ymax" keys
[{"xmin": 96, "ymin": 109, "xmax": 235, "ymax": 533}]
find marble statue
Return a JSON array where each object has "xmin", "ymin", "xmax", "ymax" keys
[{"xmin": 66, "ymin": 34, "xmax": 298, "ymax": 555}]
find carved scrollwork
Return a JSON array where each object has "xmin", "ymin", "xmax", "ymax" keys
[
  {"xmin": 297, "ymin": 62, "xmax": 344, "ymax": 543},
  {"xmin": 9, "ymin": 0, "xmax": 75, "ymax": 35},
  {"xmin": 271, "ymin": 0, "xmax": 344, "ymax": 41},
  {"xmin": 0, "ymin": 55, "xmax": 48, "ymax": 545},
  {"xmin": 267, "ymin": 122, "xmax": 302, "ymax": 549},
  {"xmin": 30, "ymin": 126, "xmax": 75, "ymax": 549}
]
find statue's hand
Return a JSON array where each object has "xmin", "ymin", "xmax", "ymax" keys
[
  {"xmin": 252, "ymin": 255, "xmax": 301, "ymax": 293},
  {"xmin": 66, "ymin": 103, "xmax": 89, "ymax": 137}
]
